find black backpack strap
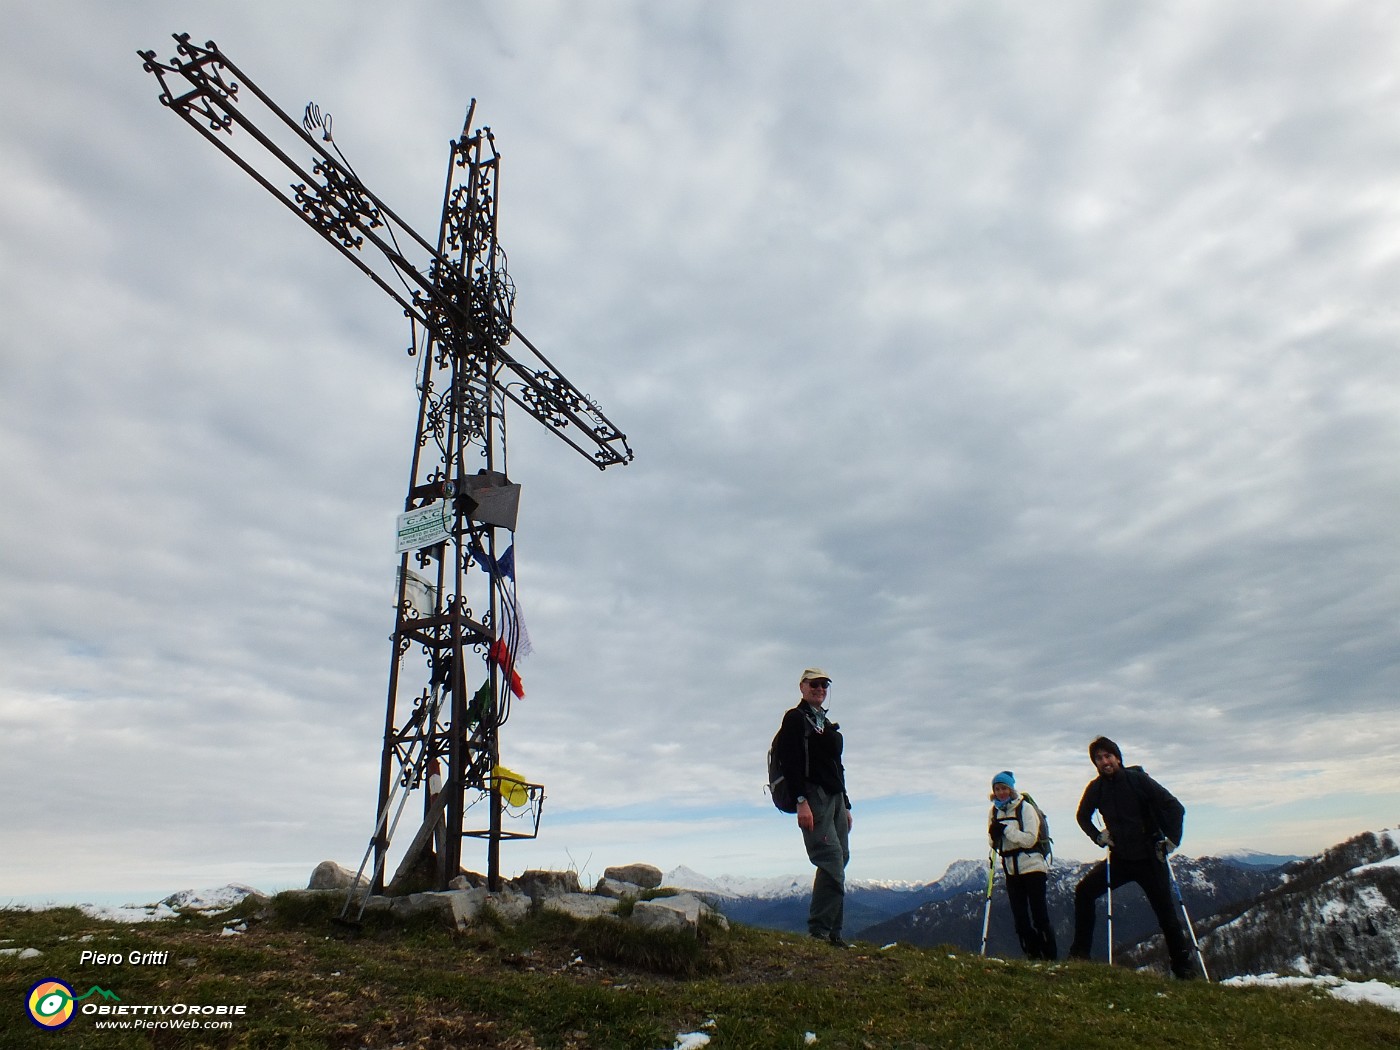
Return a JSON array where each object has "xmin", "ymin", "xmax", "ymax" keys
[
  {"xmin": 999, "ymin": 800, "xmax": 1027, "ymax": 858},
  {"xmin": 1003, "ymin": 798, "xmax": 1047, "ymax": 858}
]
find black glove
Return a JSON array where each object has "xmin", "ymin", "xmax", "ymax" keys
[{"xmin": 990, "ymin": 822, "xmax": 1006, "ymax": 847}]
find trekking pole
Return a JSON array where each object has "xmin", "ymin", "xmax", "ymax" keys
[
  {"xmin": 1105, "ymin": 847, "xmax": 1113, "ymax": 967},
  {"xmin": 1166, "ymin": 854, "xmax": 1211, "ymax": 981},
  {"xmin": 979, "ymin": 848, "xmax": 996, "ymax": 956}
]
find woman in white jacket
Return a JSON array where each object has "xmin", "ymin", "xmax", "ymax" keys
[{"xmin": 988, "ymin": 770, "xmax": 1058, "ymax": 960}]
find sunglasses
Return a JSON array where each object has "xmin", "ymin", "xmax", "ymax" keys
[{"xmin": 805, "ymin": 679, "xmax": 831, "ymax": 689}]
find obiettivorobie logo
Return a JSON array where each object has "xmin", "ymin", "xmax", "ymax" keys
[
  {"xmin": 24, "ymin": 978, "xmax": 248, "ymax": 1032},
  {"xmin": 26, "ymin": 979, "xmax": 120, "ymax": 1030}
]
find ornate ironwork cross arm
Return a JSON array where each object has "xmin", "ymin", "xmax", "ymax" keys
[{"xmin": 138, "ymin": 33, "xmax": 633, "ymax": 470}]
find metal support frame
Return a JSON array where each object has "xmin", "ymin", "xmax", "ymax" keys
[{"xmin": 139, "ymin": 33, "xmax": 632, "ymax": 899}]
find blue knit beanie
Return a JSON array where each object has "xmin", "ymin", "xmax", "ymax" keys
[{"xmin": 991, "ymin": 770, "xmax": 1016, "ymax": 790}]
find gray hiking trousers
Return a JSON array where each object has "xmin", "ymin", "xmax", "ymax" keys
[{"xmin": 802, "ymin": 785, "xmax": 851, "ymax": 939}]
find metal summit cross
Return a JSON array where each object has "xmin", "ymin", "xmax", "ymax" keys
[{"xmin": 139, "ymin": 34, "xmax": 632, "ymax": 903}]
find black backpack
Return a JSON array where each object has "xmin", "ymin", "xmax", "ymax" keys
[{"xmin": 766, "ymin": 718, "xmax": 810, "ymax": 814}]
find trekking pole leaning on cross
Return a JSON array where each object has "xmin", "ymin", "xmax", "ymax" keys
[
  {"xmin": 979, "ymin": 848, "xmax": 996, "ymax": 956},
  {"xmin": 1165, "ymin": 854, "xmax": 1210, "ymax": 981}
]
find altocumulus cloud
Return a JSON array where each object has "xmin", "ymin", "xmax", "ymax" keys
[{"xmin": 1, "ymin": 0, "xmax": 1398, "ymax": 895}]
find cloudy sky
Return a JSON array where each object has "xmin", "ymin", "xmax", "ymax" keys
[{"xmin": 4, "ymin": 1, "xmax": 1399, "ymax": 901}]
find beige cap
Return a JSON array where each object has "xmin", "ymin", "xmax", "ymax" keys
[{"xmin": 799, "ymin": 667, "xmax": 832, "ymax": 684}]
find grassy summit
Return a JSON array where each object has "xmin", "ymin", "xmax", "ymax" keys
[{"xmin": 3, "ymin": 893, "xmax": 1398, "ymax": 1048}]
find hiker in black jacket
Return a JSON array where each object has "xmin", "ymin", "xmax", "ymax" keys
[
  {"xmin": 773, "ymin": 667, "xmax": 853, "ymax": 947},
  {"xmin": 1068, "ymin": 736, "xmax": 1196, "ymax": 978}
]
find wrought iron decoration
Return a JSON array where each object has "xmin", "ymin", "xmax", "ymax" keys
[{"xmin": 139, "ymin": 34, "xmax": 632, "ymax": 902}]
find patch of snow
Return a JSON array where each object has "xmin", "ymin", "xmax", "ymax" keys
[
  {"xmin": 76, "ymin": 885, "xmax": 260, "ymax": 924},
  {"xmin": 79, "ymin": 903, "xmax": 175, "ymax": 924},
  {"xmin": 1223, "ymin": 974, "xmax": 1400, "ymax": 1015},
  {"xmin": 669, "ymin": 1033, "xmax": 710, "ymax": 1050},
  {"xmin": 1353, "ymin": 885, "xmax": 1390, "ymax": 913},
  {"xmin": 1319, "ymin": 899, "xmax": 1348, "ymax": 922},
  {"xmin": 160, "ymin": 885, "xmax": 262, "ymax": 912},
  {"xmin": 1352, "ymin": 855, "xmax": 1400, "ymax": 876},
  {"xmin": 1332, "ymin": 980, "xmax": 1400, "ymax": 1012}
]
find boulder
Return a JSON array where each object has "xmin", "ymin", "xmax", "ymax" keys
[
  {"xmin": 594, "ymin": 877, "xmax": 641, "ymax": 899},
  {"xmin": 389, "ymin": 890, "xmax": 482, "ymax": 931},
  {"xmin": 645, "ymin": 892, "xmax": 702, "ymax": 924},
  {"xmin": 542, "ymin": 893, "xmax": 620, "ymax": 921},
  {"xmin": 604, "ymin": 863, "xmax": 663, "ymax": 889},
  {"xmin": 629, "ymin": 899, "xmax": 691, "ymax": 933},
  {"xmin": 325, "ymin": 887, "xmax": 530, "ymax": 931},
  {"xmin": 511, "ymin": 869, "xmax": 582, "ymax": 902},
  {"xmin": 308, "ymin": 861, "xmax": 368, "ymax": 890},
  {"xmin": 630, "ymin": 893, "xmax": 729, "ymax": 933},
  {"xmin": 483, "ymin": 888, "xmax": 532, "ymax": 924}
]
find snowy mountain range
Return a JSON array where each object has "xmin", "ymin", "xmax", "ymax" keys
[
  {"xmin": 666, "ymin": 830, "xmax": 1400, "ymax": 982},
  {"xmin": 663, "ymin": 854, "xmax": 1292, "ymax": 951},
  {"xmin": 662, "ymin": 864, "xmax": 948, "ymax": 934},
  {"xmin": 1123, "ymin": 829, "xmax": 1400, "ymax": 978},
  {"xmin": 661, "ymin": 865, "xmax": 934, "ymax": 899},
  {"xmin": 860, "ymin": 853, "xmax": 1286, "ymax": 964}
]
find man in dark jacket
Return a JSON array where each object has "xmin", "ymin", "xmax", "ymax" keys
[
  {"xmin": 1069, "ymin": 736, "xmax": 1196, "ymax": 978},
  {"xmin": 773, "ymin": 667, "xmax": 853, "ymax": 946}
]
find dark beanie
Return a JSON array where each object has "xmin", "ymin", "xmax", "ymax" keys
[{"xmin": 1089, "ymin": 736, "xmax": 1122, "ymax": 762}]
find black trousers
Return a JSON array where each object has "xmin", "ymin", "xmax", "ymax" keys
[
  {"xmin": 1005, "ymin": 871, "xmax": 1057, "ymax": 960},
  {"xmin": 1069, "ymin": 855, "xmax": 1193, "ymax": 976}
]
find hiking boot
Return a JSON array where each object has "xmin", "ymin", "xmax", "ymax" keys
[
  {"xmin": 1171, "ymin": 952, "xmax": 1200, "ymax": 980},
  {"xmin": 828, "ymin": 935, "xmax": 852, "ymax": 949}
]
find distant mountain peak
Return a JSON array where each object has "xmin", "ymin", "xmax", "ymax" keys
[
  {"xmin": 661, "ymin": 867, "xmax": 938, "ymax": 901},
  {"xmin": 939, "ymin": 858, "xmax": 990, "ymax": 883},
  {"xmin": 1218, "ymin": 848, "xmax": 1303, "ymax": 869},
  {"xmin": 663, "ymin": 867, "xmax": 809, "ymax": 899}
]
